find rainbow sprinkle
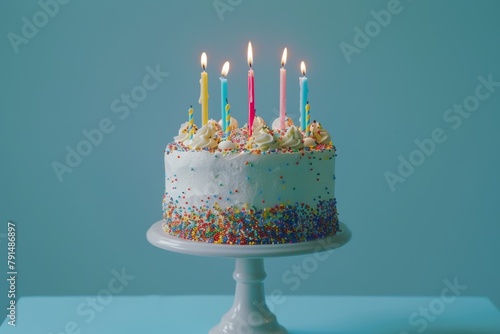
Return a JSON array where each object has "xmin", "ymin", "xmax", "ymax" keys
[{"xmin": 162, "ymin": 198, "xmax": 339, "ymax": 245}]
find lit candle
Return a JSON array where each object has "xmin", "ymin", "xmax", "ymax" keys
[
  {"xmin": 220, "ymin": 61, "xmax": 230, "ymax": 133},
  {"xmin": 188, "ymin": 105, "xmax": 194, "ymax": 139},
  {"xmin": 280, "ymin": 48, "xmax": 287, "ymax": 130},
  {"xmin": 299, "ymin": 61, "xmax": 309, "ymax": 131},
  {"xmin": 199, "ymin": 52, "xmax": 209, "ymax": 126},
  {"xmin": 305, "ymin": 101, "xmax": 311, "ymax": 137},
  {"xmin": 225, "ymin": 99, "xmax": 231, "ymax": 139},
  {"xmin": 247, "ymin": 42, "xmax": 255, "ymax": 136}
]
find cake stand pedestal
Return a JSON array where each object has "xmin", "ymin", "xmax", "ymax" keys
[{"xmin": 147, "ymin": 221, "xmax": 351, "ymax": 334}]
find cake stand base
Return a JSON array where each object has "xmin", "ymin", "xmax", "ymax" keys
[
  {"xmin": 147, "ymin": 221, "xmax": 351, "ymax": 334},
  {"xmin": 209, "ymin": 258, "xmax": 287, "ymax": 334}
]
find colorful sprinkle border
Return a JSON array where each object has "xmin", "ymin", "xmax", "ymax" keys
[{"xmin": 162, "ymin": 198, "xmax": 339, "ymax": 245}]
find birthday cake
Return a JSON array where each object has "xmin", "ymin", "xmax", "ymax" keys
[{"xmin": 162, "ymin": 117, "xmax": 339, "ymax": 245}]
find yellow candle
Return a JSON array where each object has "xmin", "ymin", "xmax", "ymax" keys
[{"xmin": 199, "ymin": 52, "xmax": 209, "ymax": 126}]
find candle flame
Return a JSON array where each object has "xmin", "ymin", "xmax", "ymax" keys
[
  {"xmin": 281, "ymin": 48, "xmax": 287, "ymax": 67},
  {"xmin": 247, "ymin": 42, "xmax": 253, "ymax": 68},
  {"xmin": 221, "ymin": 61, "xmax": 230, "ymax": 77},
  {"xmin": 201, "ymin": 52, "xmax": 207, "ymax": 71},
  {"xmin": 301, "ymin": 61, "xmax": 306, "ymax": 76}
]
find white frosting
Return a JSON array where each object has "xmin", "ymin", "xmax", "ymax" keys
[
  {"xmin": 188, "ymin": 124, "xmax": 218, "ymax": 149},
  {"xmin": 164, "ymin": 148, "xmax": 336, "ymax": 211},
  {"xmin": 207, "ymin": 119, "xmax": 222, "ymax": 132},
  {"xmin": 218, "ymin": 140, "xmax": 236, "ymax": 150},
  {"xmin": 174, "ymin": 122, "xmax": 196, "ymax": 143},
  {"xmin": 271, "ymin": 117, "xmax": 294, "ymax": 130},
  {"xmin": 278, "ymin": 126, "xmax": 304, "ymax": 149},
  {"xmin": 248, "ymin": 127, "xmax": 279, "ymax": 151},
  {"xmin": 252, "ymin": 116, "xmax": 266, "ymax": 132},
  {"xmin": 218, "ymin": 117, "xmax": 239, "ymax": 131},
  {"xmin": 303, "ymin": 136, "xmax": 317, "ymax": 147},
  {"xmin": 310, "ymin": 122, "xmax": 331, "ymax": 145}
]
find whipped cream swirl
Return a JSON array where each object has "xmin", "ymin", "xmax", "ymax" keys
[
  {"xmin": 252, "ymin": 116, "xmax": 266, "ymax": 133},
  {"xmin": 278, "ymin": 126, "xmax": 304, "ymax": 149},
  {"xmin": 271, "ymin": 117, "xmax": 294, "ymax": 130},
  {"xmin": 310, "ymin": 122, "xmax": 331, "ymax": 145},
  {"xmin": 207, "ymin": 119, "xmax": 222, "ymax": 132},
  {"xmin": 219, "ymin": 117, "xmax": 239, "ymax": 131},
  {"xmin": 174, "ymin": 122, "xmax": 197, "ymax": 143},
  {"xmin": 189, "ymin": 123, "xmax": 218, "ymax": 149},
  {"xmin": 303, "ymin": 136, "xmax": 317, "ymax": 147},
  {"xmin": 248, "ymin": 126, "xmax": 279, "ymax": 151}
]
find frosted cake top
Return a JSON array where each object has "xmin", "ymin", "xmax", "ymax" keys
[{"xmin": 168, "ymin": 116, "xmax": 334, "ymax": 154}]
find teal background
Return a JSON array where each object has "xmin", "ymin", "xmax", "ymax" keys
[{"xmin": 1, "ymin": 0, "xmax": 500, "ymax": 323}]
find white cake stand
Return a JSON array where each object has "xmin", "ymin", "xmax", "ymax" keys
[{"xmin": 147, "ymin": 221, "xmax": 351, "ymax": 334}]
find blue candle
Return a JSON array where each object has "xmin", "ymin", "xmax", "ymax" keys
[
  {"xmin": 299, "ymin": 61, "xmax": 309, "ymax": 131},
  {"xmin": 220, "ymin": 61, "xmax": 230, "ymax": 132}
]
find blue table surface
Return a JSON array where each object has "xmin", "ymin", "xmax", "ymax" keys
[{"xmin": 2, "ymin": 295, "xmax": 500, "ymax": 334}]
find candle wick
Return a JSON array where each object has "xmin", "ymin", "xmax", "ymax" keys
[{"xmin": 226, "ymin": 98, "xmax": 228, "ymax": 104}]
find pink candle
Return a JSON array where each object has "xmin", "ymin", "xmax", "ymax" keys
[
  {"xmin": 248, "ymin": 42, "xmax": 255, "ymax": 136},
  {"xmin": 279, "ymin": 48, "xmax": 287, "ymax": 129}
]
